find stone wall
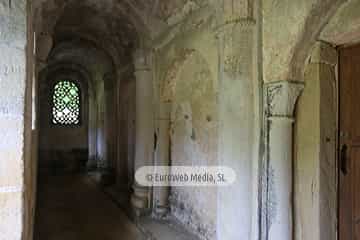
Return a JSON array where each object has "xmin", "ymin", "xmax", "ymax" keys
[
  {"xmin": 155, "ymin": 11, "xmax": 219, "ymax": 238},
  {"xmin": 153, "ymin": 2, "xmax": 261, "ymax": 239},
  {"xmin": 168, "ymin": 51, "xmax": 218, "ymax": 240},
  {"xmin": 214, "ymin": 1, "xmax": 259, "ymax": 239},
  {"xmin": 0, "ymin": 0, "xmax": 29, "ymax": 239}
]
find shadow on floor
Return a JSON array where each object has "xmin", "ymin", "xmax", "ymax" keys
[{"xmin": 34, "ymin": 173, "xmax": 146, "ymax": 240}]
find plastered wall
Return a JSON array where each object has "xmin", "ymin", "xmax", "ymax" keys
[
  {"xmin": 169, "ymin": 51, "xmax": 218, "ymax": 239},
  {"xmin": 155, "ymin": 16, "xmax": 219, "ymax": 239},
  {"xmin": 0, "ymin": 0, "xmax": 29, "ymax": 239}
]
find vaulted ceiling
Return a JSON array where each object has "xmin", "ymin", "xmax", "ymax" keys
[{"xmin": 33, "ymin": 0, "xmax": 212, "ymax": 79}]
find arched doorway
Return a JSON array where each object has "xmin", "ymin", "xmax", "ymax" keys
[{"xmin": 288, "ymin": 1, "xmax": 360, "ymax": 240}]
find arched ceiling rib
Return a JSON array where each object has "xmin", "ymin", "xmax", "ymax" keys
[{"xmin": 34, "ymin": 0, "xmax": 212, "ymax": 69}]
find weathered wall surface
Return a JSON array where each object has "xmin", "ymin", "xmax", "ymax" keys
[
  {"xmin": 169, "ymin": 51, "xmax": 218, "ymax": 239},
  {"xmin": 0, "ymin": 0, "xmax": 28, "ymax": 239},
  {"xmin": 152, "ymin": 2, "xmax": 261, "ymax": 240},
  {"xmin": 262, "ymin": 0, "xmax": 345, "ymax": 82},
  {"xmin": 155, "ymin": 12, "xmax": 219, "ymax": 238},
  {"xmin": 294, "ymin": 43, "xmax": 338, "ymax": 240},
  {"xmin": 262, "ymin": 0, "xmax": 315, "ymax": 82}
]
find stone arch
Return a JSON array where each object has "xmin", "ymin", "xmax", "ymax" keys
[
  {"xmin": 160, "ymin": 48, "xmax": 196, "ymax": 102},
  {"xmin": 160, "ymin": 48, "xmax": 218, "ymax": 168},
  {"xmin": 34, "ymin": 0, "xmax": 168, "ymax": 70},
  {"xmin": 261, "ymin": 2, "xmax": 356, "ymax": 240},
  {"xmin": 288, "ymin": 1, "xmax": 360, "ymax": 240},
  {"xmin": 39, "ymin": 64, "xmax": 91, "ymax": 124},
  {"xmin": 38, "ymin": 62, "xmax": 94, "ymax": 172},
  {"xmin": 162, "ymin": 48, "xmax": 218, "ymax": 239},
  {"xmin": 39, "ymin": 62, "xmax": 94, "ymax": 98},
  {"xmin": 288, "ymin": 0, "xmax": 347, "ymax": 81}
]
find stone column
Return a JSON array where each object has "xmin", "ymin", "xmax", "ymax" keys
[
  {"xmin": 264, "ymin": 81, "xmax": 303, "ymax": 240},
  {"xmin": 87, "ymin": 92, "xmax": 98, "ymax": 170},
  {"xmin": 96, "ymin": 80, "xmax": 107, "ymax": 170},
  {"xmin": 153, "ymin": 101, "xmax": 171, "ymax": 215},
  {"xmin": 131, "ymin": 48, "xmax": 154, "ymax": 214},
  {"xmin": 104, "ymin": 72, "xmax": 116, "ymax": 172}
]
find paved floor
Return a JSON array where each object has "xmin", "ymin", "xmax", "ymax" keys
[
  {"xmin": 34, "ymin": 174, "xmax": 145, "ymax": 240},
  {"xmin": 138, "ymin": 217, "xmax": 200, "ymax": 240}
]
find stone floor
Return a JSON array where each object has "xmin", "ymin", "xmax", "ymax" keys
[
  {"xmin": 102, "ymin": 186, "xmax": 201, "ymax": 240},
  {"xmin": 138, "ymin": 217, "xmax": 201, "ymax": 240},
  {"xmin": 34, "ymin": 174, "xmax": 146, "ymax": 240}
]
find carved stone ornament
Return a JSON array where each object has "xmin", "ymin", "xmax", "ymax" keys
[{"xmin": 265, "ymin": 81, "xmax": 304, "ymax": 118}]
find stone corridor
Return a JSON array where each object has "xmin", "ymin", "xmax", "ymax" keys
[
  {"xmin": 2, "ymin": 0, "xmax": 360, "ymax": 240},
  {"xmin": 33, "ymin": 174, "xmax": 145, "ymax": 240}
]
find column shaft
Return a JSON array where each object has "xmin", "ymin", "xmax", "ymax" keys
[
  {"xmin": 267, "ymin": 118, "xmax": 293, "ymax": 240},
  {"xmin": 264, "ymin": 81, "xmax": 303, "ymax": 240},
  {"xmin": 131, "ymin": 49, "xmax": 154, "ymax": 213}
]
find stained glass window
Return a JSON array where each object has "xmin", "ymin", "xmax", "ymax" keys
[{"xmin": 52, "ymin": 80, "xmax": 80, "ymax": 125}]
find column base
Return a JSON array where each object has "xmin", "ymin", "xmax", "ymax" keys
[
  {"xmin": 131, "ymin": 185, "xmax": 149, "ymax": 216},
  {"xmin": 86, "ymin": 161, "xmax": 97, "ymax": 171},
  {"xmin": 153, "ymin": 206, "xmax": 169, "ymax": 218}
]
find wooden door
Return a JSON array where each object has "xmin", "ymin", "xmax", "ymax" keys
[{"xmin": 339, "ymin": 44, "xmax": 360, "ymax": 240}]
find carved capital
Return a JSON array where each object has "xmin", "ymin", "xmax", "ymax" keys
[
  {"xmin": 265, "ymin": 81, "xmax": 304, "ymax": 118},
  {"xmin": 131, "ymin": 184, "xmax": 149, "ymax": 212},
  {"xmin": 133, "ymin": 48, "xmax": 152, "ymax": 71}
]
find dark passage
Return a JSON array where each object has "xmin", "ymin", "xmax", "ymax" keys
[{"xmin": 34, "ymin": 174, "xmax": 145, "ymax": 240}]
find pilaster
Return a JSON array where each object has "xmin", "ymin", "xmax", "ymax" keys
[{"xmin": 215, "ymin": 1, "xmax": 257, "ymax": 239}]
